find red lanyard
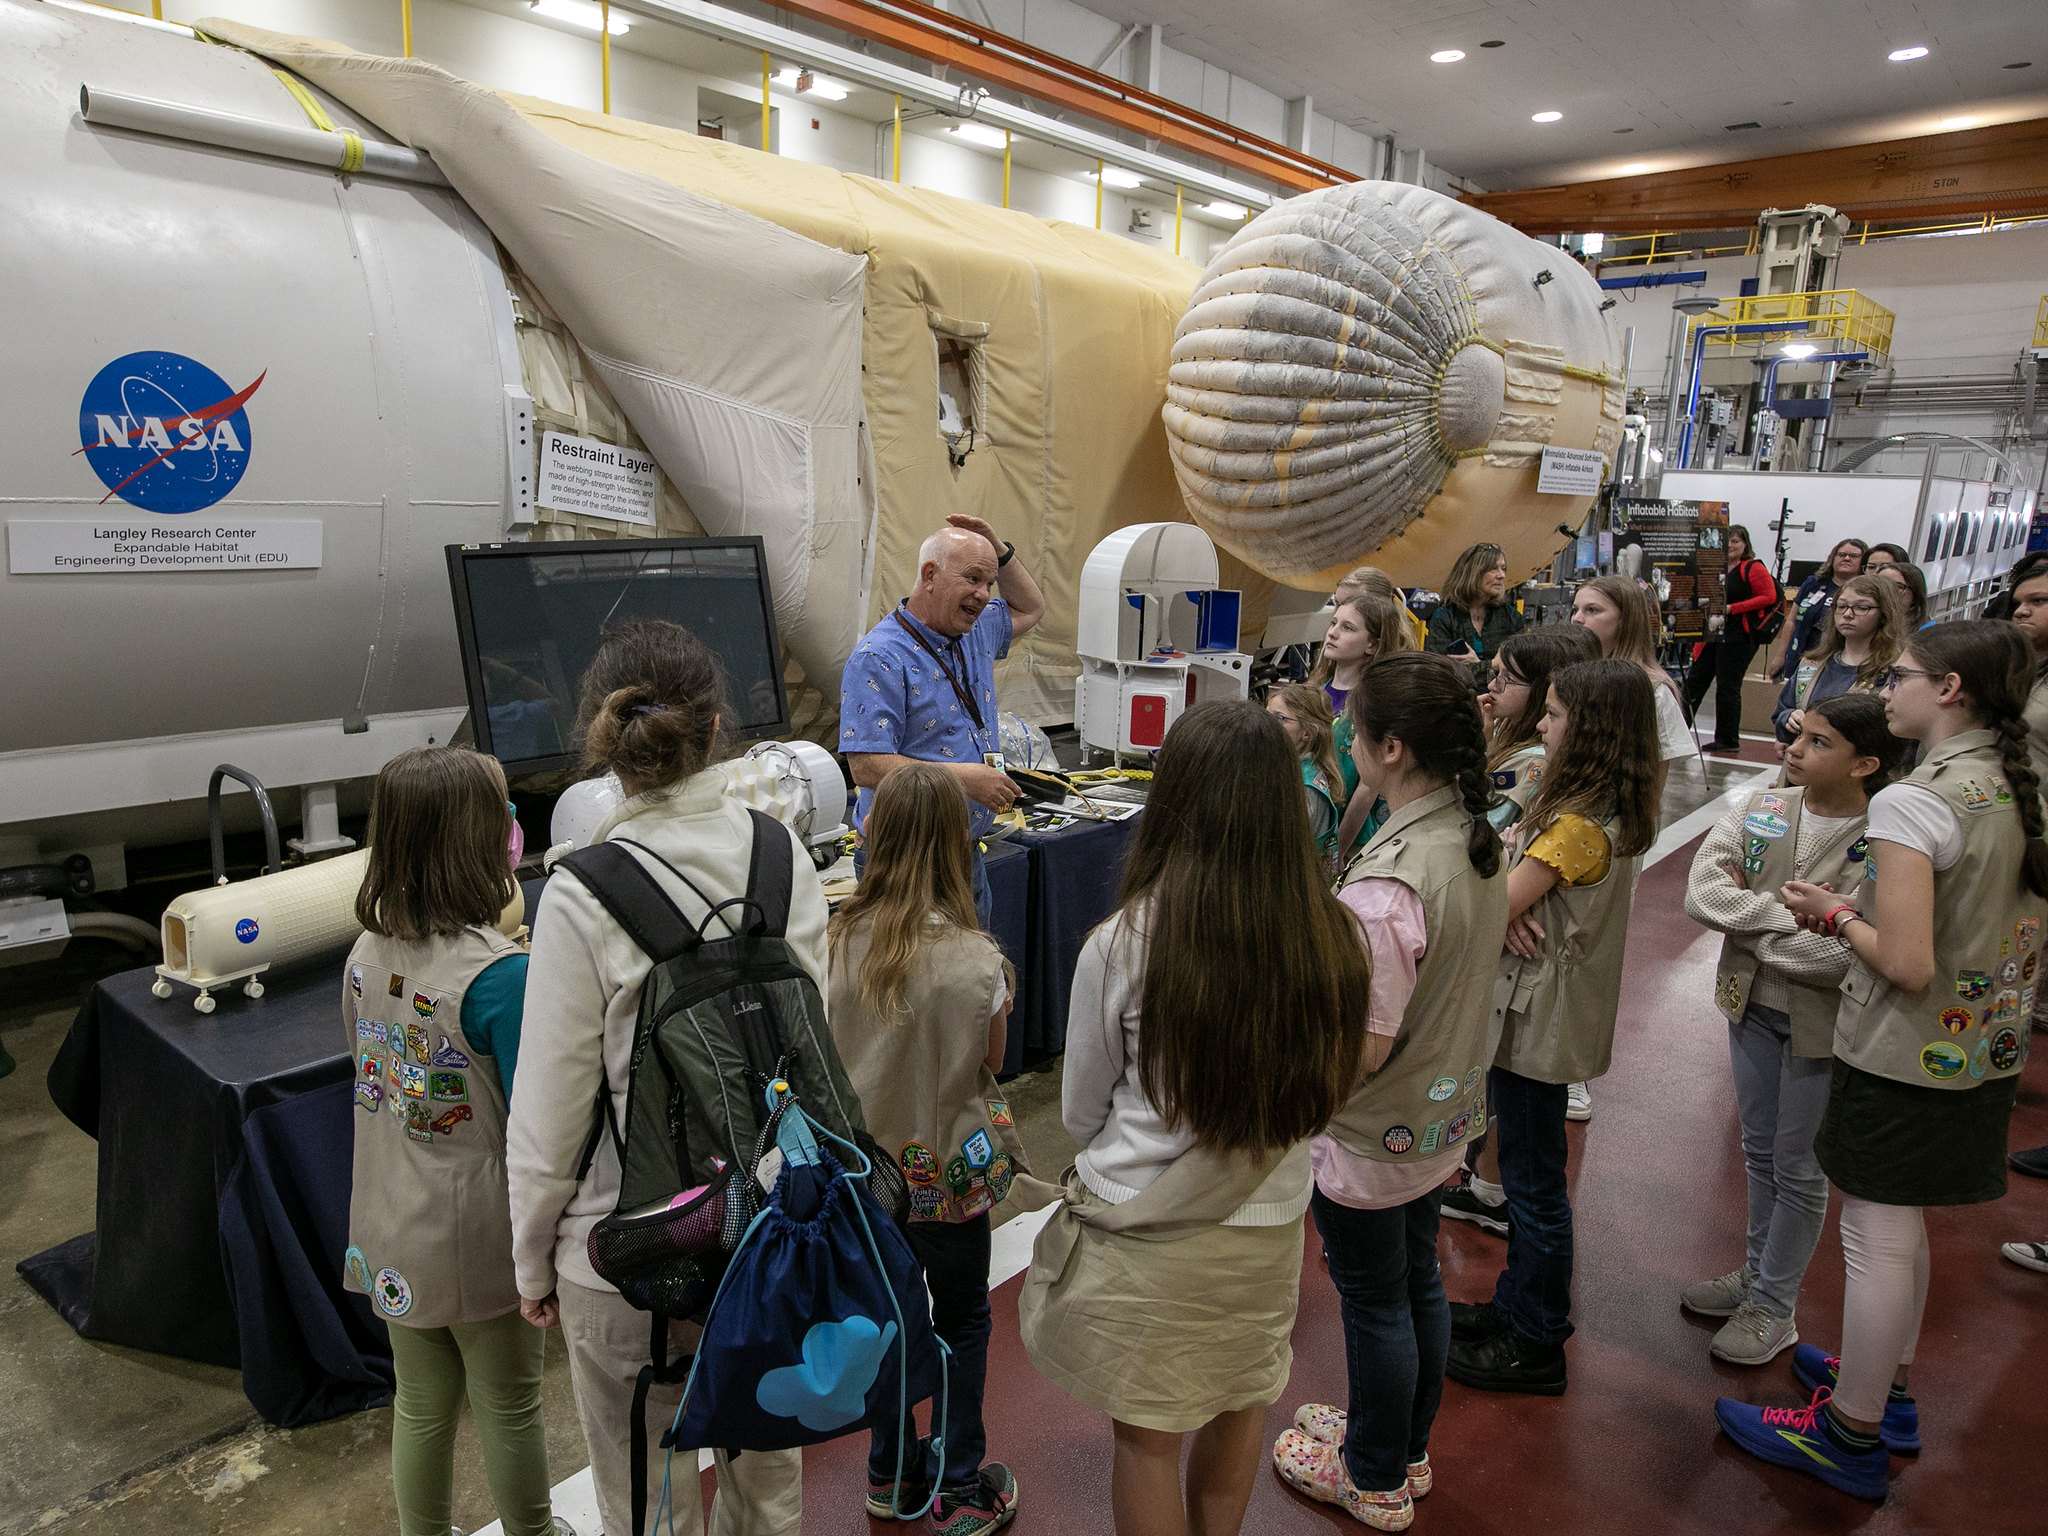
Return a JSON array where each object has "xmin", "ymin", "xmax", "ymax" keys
[{"xmin": 892, "ymin": 609, "xmax": 987, "ymax": 732}]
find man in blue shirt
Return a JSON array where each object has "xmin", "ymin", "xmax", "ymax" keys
[{"xmin": 841, "ymin": 514, "xmax": 1046, "ymax": 924}]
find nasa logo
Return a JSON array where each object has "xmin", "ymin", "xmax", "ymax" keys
[
  {"xmin": 234, "ymin": 917, "xmax": 259, "ymax": 944},
  {"xmin": 76, "ymin": 351, "xmax": 264, "ymax": 514}
]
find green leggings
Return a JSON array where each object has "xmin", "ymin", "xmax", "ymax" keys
[{"xmin": 388, "ymin": 1310, "xmax": 554, "ymax": 1536}]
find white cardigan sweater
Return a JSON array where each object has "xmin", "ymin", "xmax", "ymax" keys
[{"xmin": 506, "ymin": 768, "xmax": 830, "ymax": 1299}]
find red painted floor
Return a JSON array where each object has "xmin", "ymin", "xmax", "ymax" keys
[{"xmin": 724, "ymin": 838, "xmax": 2048, "ymax": 1532}]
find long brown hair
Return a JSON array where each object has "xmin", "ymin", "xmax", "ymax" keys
[
  {"xmin": 1578, "ymin": 574, "xmax": 1675, "ymax": 697},
  {"xmin": 1441, "ymin": 541, "xmax": 1507, "ymax": 612},
  {"xmin": 1487, "ymin": 626, "xmax": 1599, "ymax": 769},
  {"xmin": 356, "ymin": 747, "xmax": 516, "ymax": 942},
  {"xmin": 1523, "ymin": 659, "xmax": 1660, "ymax": 859},
  {"xmin": 1349, "ymin": 652, "xmax": 1502, "ymax": 875},
  {"xmin": 829, "ymin": 763, "xmax": 982, "ymax": 1013},
  {"xmin": 1879, "ymin": 560, "xmax": 1929, "ymax": 627},
  {"xmin": 1802, "ymin": 572, "xmax": 1904, "ymax": 687},
  {"xmin": 1309, "ymin": 592, "xmax": 1412, "ymax": 687},
  {"xmin": 577, "ymin": 620, "xmax": 728, "ymax": 795},
  {"xmin": 1333, "ymin": 567, "xmax": 1420, "ymax": 650},
  {"xmin": 1269, "ymin": 683, "xmax": 1348, "ymax": 807},
  {"xmin": 1905, "ymin": 621, "xmax": 2048, "ymax": 899},
  {"xmin": 1114, "ymin": 702, "xmax": 1372, "ymax": 1152}
]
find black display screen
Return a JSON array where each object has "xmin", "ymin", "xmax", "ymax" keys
[{"xmin": 446, "ymin": 537, "xmax": 785, "ymax": 774}]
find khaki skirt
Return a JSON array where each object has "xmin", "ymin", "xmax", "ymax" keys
[{"xmin": 1017, "ymin": 1181, "xmax": 1305, "ymax": 1433}]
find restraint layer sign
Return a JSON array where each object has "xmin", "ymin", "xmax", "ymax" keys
[
  {"xmin": 8, "ymin": 519, "xmax": 322, "ymax": 573},
  {"xmin": 538, "ymin": 431, "xmax": 658, "ymax": 526}
]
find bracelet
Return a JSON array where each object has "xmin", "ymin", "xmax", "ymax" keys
[
  {"xmin": 996, "ymin": 540, "xmax": 1016, "ymax": 568},
  {"xmin": 1819, "ymin": 904, "xmax": 1857, "ymax": 936}
]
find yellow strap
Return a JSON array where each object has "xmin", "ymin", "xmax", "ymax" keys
[
  {"xmin": 338, "ymin": 131, "xmax": 365, "ymax": 173},
  {"xmin": 270, "ymin": 67, "xmax": 366, "ymax": 175}
]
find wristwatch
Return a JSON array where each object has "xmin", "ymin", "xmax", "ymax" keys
[{"xmin": 996, "ymin": 540, "xmax": 1015, "ymax": 568}]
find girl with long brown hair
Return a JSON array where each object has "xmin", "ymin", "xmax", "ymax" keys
[
  {"xmin": 1722, "ymin": 621, "xmax": 2048, "ymax": 1500},
  {"xmin": 1447, "ymin": 659, "xmax": 1659, "ymax": 1398},
  {"xmin": 1334, "ymin": 566, "xmax": 1428, "ymax": 650},
  {"xmin": 1020, "ymin": 701, "xmax": 1372, "ymax": 1536},
  {"xmin": 1572, "ymin": 574, "xmax": 1697, "ymax": 791},
  {"xmin": 1773, "ymin": 573, "xmax": 1905, "ymax": 746},
  {"xmin": 1266, "ymin": 682, "xmax": 1353, "ymax": 873},
  {"xmin": 827, "ymin": 763, "xmax": 1027, "ymax": 1526}
]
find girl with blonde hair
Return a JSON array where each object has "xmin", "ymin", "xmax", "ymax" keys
[
  {"xmin": 1773, "ymin": 573, "xmax": 1905, "ymax": 746},
  {"xmin": 1267, "ymin": 682, "xmax": 1354, "ymax": 873}
]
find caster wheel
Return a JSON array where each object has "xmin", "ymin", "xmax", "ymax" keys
[
  {"xmin": 194, "ymin": 993, "xmax": 217, "ymax": 1014},
  {"xmin": 151, "ymin": 980, "xmax": 174, "ymax": 999},
  {"xmin": 244, "ymin": 980, "xmax": 265, "ymax": 999}
]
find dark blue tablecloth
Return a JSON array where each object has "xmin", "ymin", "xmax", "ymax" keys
[
  {"xmin": 981, "ymin": 838, "xmax": 1032, "ymax": 1076},
  {"xmin": 1010, "ymin": 813, "xmax": 1142, "ymax": 1068}
]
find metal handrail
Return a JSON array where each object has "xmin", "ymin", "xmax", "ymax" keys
[{"xmin": 207, "ymin": 765, "xmax": 283, "ymax": 886}]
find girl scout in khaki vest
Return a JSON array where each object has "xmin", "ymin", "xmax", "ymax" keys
[
  {"xmin": 1480, "ymin": 628, "xmax": 1599, "ymax": 833},
  {"xmin": 827, "ymin": 763, "xmax": 1028, "ymax": 1528},
  {"xmin": 1719, "ymin": 621, "xmax": 2048, "ymax": 1502},
  {"xmin": 343, "ymin": 748, "xmax": 562, "ymax": 1536},
  {"xmin": 1272, "ymin": 655, "xmax": 1509, "ymax": 1532},
  {"xmin": 1448, "ymin": 658, "xmax": 1660, "ymax": 1399},
  {"xmin": 1682, "ymin": 694, "xmax": 1901, "ymax": 1367}
]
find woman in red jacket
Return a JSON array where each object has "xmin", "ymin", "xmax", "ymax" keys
[{"xmin": 1684, "ymin": 525, "xmax": 1781, "ymax": 754}]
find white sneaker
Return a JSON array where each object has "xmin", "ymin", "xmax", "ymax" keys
[
  {"xmin": 2001, "ymin": 1240, "xmax": 2048, "ymax": 1274},
  {"xmin": 1709, "ymin": 1301, "xmax": 1798, "ymax": 1365},
  {"xmin": 1565, "ymin": 1082, "xmax": 1592, "ymax": 1122},
  {"xmin": 1679, "ymin": 1265, "xmax": 1756, "ymax": 1318}
]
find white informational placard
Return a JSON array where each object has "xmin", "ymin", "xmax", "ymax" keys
[
  {"xmin": 8, "ymin": 519, "xmax": 322, "ymax": 574},
  {"xmin": 1536, "ymin": 446, "xmax": 1607, "ymax": 495},
  {"xmin": 537, "ymin": 431, "xmax": 659, "ymax": 526}
]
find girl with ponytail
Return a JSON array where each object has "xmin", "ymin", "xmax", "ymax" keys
[
  {"xmin": 1719, "ymin": 620, "xmax": 2048, "ymax": 1501},
  {"xmin": 1273, "ymin": 653, "xmax": 1510, "ymax": 1528}
]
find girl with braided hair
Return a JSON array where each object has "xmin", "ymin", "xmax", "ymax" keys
[
  {"xmin": 1272, "ymin": 653, "xmax": 1509, "ymax": 1529},
  {"xmin": 1718, "ymin": 620, "xmax": 2048, "ymax": 1501}
]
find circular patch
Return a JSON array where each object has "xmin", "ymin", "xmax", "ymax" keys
[
  {"xmin": 1427, "ymin": 1076, "xmax": 1459, "ymax": 1103},
  {"xmin": 1969, "ymin": 1039, "xmax": 1990, "ymax": 1081},
  {"xmin": 1435, "ymin": 342, "xmax": 1506, "ymax": 453},
  {"xmin": 76, "ymin": 350, "xmax": 260, "ymax": 514},
  {"xmin": 1990, "ymin": 1027, "xmax": 2022, "ymax": 1072},
  {"xmin": 372, "ymin": 1267, "xmax": 412, "ymax": 1317},
  {"xmin": 1383, "ymin": 1125, "xmax": 1415, "ymax": 1155},
  {"xmin": 1938, "ymin": 1006, "xmax": 1972, "ymax": 1036},
  {"xmin": 1999, "ymin": 958, "xmax": 2021, "ymax": 986},
  {"xmin": 234, "ymin": 917, "xmax": 259, "ymax": 944},
  {"xmin": 1919, "ymin": 1041, "xmax": 1967, "ymax": 1081},
  {"xmin": 344, "ymin": 1245, "xmax": 371, "ymax": 1292},
  {"xmin": 899, "ymin": 1142, "xmax": 939, "ymax": 1186}
]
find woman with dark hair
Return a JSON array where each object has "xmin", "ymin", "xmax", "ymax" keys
[
  {"xmin": 1875, "ymin": 559, "xmax": 1931, "ymax": 630},
  {"xmin": 510, "ymin": 619, "xmax": 818, "ymax": 1536},
  {"xmin": 1720, "ymin": 621, "xmax": 2048, "ymax": 1500},
  {"xmin": 1984, "ymin": 549, "xmax": 2048, "ymax": 622},
  {"xmin": 1020, "ymin": 701, "xmax": 1372, "ymax": 1536},
  {"xmin": 1425, "ymin": 542, "xmax": 1526, "ymax": 673},
  {"xmin": 1864, "ymin": 543, "xmax": 1910, "ymax": 571},
  {"xmin": 1778, "ymin": 539, "xmax": 1869, "ymax": 680},
  {"xmin": 1684, "ymin": 524, "xmax": 1782, "ymax": 753}
]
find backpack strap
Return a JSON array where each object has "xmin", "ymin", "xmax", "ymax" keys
[
  {"xmin": 555, "ymin": 842, "xmax": 702, "ymax": 962},
  {"xmin": 743, "ymin": 808, "xmax": 795, "ymax": 938}
]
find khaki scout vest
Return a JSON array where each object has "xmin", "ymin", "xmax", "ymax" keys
[
  {"xmin": 1835, "ymin": 730, "xmax": 2048, "ymax": 1089},
  {"xmin": 1325, "ymin": 786, "xmax": 1510, "ymax": 1162},
  {"xmin": 1713, "ymin": 787, "xmax": 1870, "ymax": 1058},
  {"xmin": 828, "ymin": 917, "xmax": 1029, "ymax": 1222},
  {"xmin": 1492, "ymin": 814, "xmax": 1640, "ymax": 1084},
  {"xmin": 343, "ymin": 924, "xmax": 522, "ymax": 1329},
  {"xmin": 1487, "ymin": 742, "xmax": 1546, "ymax": 830}
]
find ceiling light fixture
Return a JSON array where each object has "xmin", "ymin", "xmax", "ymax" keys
[
  {"xmin": 532, "ymin": 0, "xmax": 629, "ymax": 34},
  {"xmin": 1780, "ymin": 342, "xmax": 1818, "ymax": 359},
  {"xmin": 1581, "ymin": 233, "xmax": 1604, "ymax": 255},
  {"xmin": 948, "ymin": 121, "xmax": 1009, "ymax": 149},
  {"xmin": 1093, "ymin": 166, "xmax": 1143, "ymax": 188},
  {"xmin": 1887, "ymin": 46, "xmax": 1929, "ymax": 62},
  {"xmin": 1939, "ymin": 115, "xmax": 1977, "ymax": 130},
  {"xmin": 1531, "ymin": 110, "xmax": 1562, "ymax": 123},
  {"xmin": 1204, "ymin": 200, "xmax": 1249, "ymax": 220},
  {"xmin": 1618, "ymin": 162, "xmax": 1651, "ymax": 175},
  {"xmin": 771, "ymin": 68, "xmax": 848, "ymax": 100},
  {"xmin": 1431, "ymin": 49, "xmax": 1465, "ymax": 63}
]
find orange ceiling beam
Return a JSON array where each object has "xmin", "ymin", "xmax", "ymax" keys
[
  {"xmin": 766, "ymin": 0, "xmax": 1350, "ymax": 193},
  {"xmin": 1469, "ymin": 117, "xmax": 2048, "ymax": 233}
]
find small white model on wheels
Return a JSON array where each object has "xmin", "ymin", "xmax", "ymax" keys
[{"xmin": 153, "ymin": 962, "xmax": 271, "ymax": 1013}]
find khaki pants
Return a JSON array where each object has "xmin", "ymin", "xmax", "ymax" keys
[{"xmin": 558, "ymin": 1280, "xmax": 802, "ymax": 1536}]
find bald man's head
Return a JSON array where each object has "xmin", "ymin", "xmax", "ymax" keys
[{"xmin": 908, "ymin": 526, "xmax": 1000, "ymax": 638}]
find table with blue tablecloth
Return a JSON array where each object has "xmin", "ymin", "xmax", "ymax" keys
[{"xmin": 1005, "ymin": 811, "xmax": 1142, "ymax": 1071}]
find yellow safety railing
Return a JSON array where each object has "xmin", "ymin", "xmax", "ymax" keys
[
  {"xmin": 1595, "ymin": 211, "xmax": 2048, "ymax": 269},
  {"xmin": 1687, "ymin": 288, "xmax": 1896, "ymax": 366},
  {"xmin": 2036, "ymin": 294, "xmax": 2048, "ymax": 349}
]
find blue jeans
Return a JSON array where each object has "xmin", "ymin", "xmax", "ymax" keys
[
  {"xmin": 1488, "ymin": 1067, "xmax": 1575, "ymax": 1345},
  {"xmin": 1311, "ymin": 1187, "xmax": 1449, "ymax": 1493},
  {"xmin": 855, "ymin": 840, "xmax": 993, "ymax": 931},
  {"xmin": 1728, "ymin": 1003, "xmax": 1831, "ymax": 1317},
  {"xmin": 869, "ymin": 1215, "xmax": 992, "ymax": 1497}
]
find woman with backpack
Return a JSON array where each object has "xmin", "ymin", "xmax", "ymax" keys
[
  {"xmin": 509, "ymin": 620, "xmax": 822, "ymax": 1536},
  {"xmin": 1684, "ymin": 525, "xmax": 1781, "ymax": 754},
  {"xmin": 1019, "ymin": 701, "xmax": 1372, "ymax": 1536}
]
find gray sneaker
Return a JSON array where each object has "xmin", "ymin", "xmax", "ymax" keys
[
  {"xmin": 1710, "ymin": 1301, "xmax": 1798, "ymax": 1365},
  {"xmin": 1678, "ymin": 1265, "xmax": 1755, "ymax": 1318}
]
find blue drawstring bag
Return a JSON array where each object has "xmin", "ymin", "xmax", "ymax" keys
[{"xmin": 659, "ymin": 1086, "xmax": 946, "ymax": 1523}]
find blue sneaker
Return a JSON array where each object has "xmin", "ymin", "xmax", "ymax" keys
[
  {"xmin": 1715, "ymin": 1389, "xmax": 1889, "ymax": 1501},
  {"xmin": 1789, "ymin": 1343, "xmax": 1921, "ymax": 1454}
]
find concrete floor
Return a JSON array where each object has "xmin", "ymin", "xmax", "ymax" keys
[{"xmin": 1, "ymin": 726, "xmax": 1748, "ymax": 1536}]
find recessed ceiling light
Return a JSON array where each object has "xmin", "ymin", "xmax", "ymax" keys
[
  {"xmin": 948, "ymin": 122, "xmax": 1009, "ymax": 149},
  {"xmin": 1480, "ymin": 40, "xmax": 1505, "ymax": 48},
  {"xmin": 1618, "ymin": 162, "xmax": 1651, "ymax": 175},
  {"xmin": 1431, "ymin": 49, "xmax": 1465, "ymax": 63},
  {"xmin": 1094, "ymin": 166, "xmax": 1143, "ymax": 188},
  {"xmin": 1888, "ymin": 46, "xmax": 1929, "ymax": 62},
  {"xmin": 1532, "ymin": 110, "xmax": 1563, "ymax": 123},
  {"xmin": 1204, "ymin": 200, "xmax": 1249, "ymax": 220},
  {"xmin": 1939, "ymin": 115, "xmax": 1977, "ymax": 130},
  {"xmin": 531, "ymin": 0, "xmax": 629, "ymax": 35}
]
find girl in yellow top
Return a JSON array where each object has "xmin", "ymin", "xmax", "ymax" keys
[{"xmin": 1447, "ymin": 658, "xmax": 1660, "ymax": 1396}]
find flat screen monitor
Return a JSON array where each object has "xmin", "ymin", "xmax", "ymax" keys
[{"xmin": 445, "ymin": 537, "xmax": 786, "ymax": 775}]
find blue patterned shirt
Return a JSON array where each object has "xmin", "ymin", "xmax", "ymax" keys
[{"xmin": 841, "ymin": 597, "xmax": 1011, "ymax": 836}]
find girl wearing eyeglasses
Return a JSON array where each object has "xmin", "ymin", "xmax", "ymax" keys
[
  {"xmin": 1717, "ymin": 621, "xmax": 2048, "ymax": 1500},
  {"xmin": 1773, "ymin": 574, "xmax": 1905, "ymax": 748}
]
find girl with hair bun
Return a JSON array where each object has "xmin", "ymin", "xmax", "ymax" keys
[
  {"xmin": 509, "ymin": 619, "xmax": 823, "ymax": 1536},
  {"xmin": 1718, "ymin": 620, "xmax": 2048, "ymax": 1501},
  {"xmin": 1273, "ymin": 653, "xmax": 1509, "ymax": 1530}
]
